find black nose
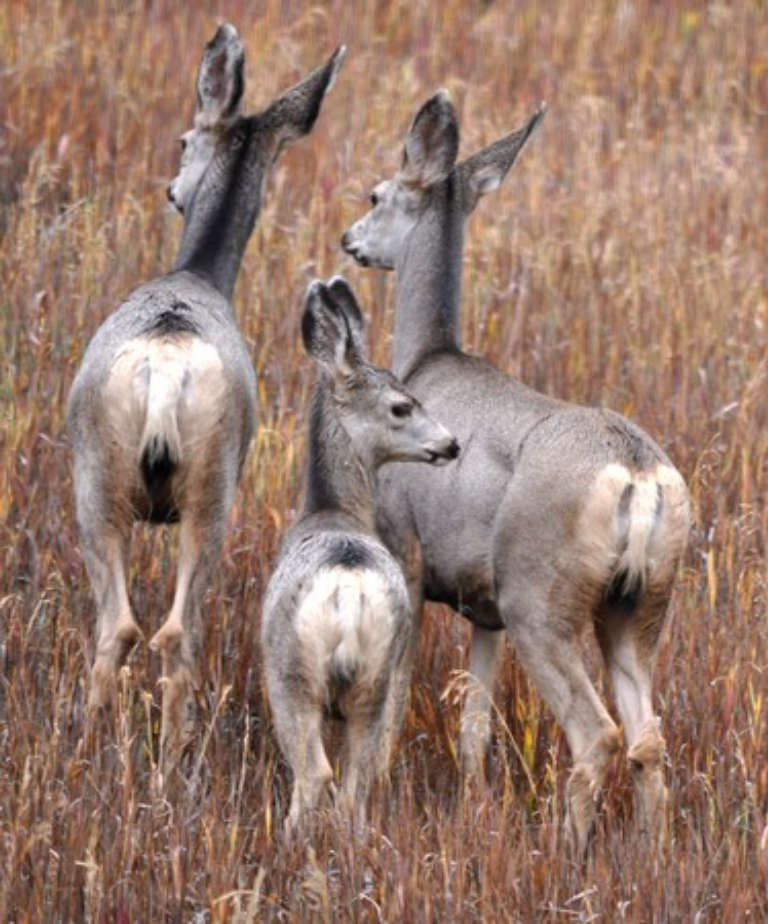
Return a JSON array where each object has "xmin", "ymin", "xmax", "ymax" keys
[
  {"xmin": 166, "ymin": 184, "xmax": 174, "ymax": 203},
  {"xmin": 446, "ymin": 438, "xmax": 460, "ymax": 459},
  {"xmin": 340, "ymin": 231, "xmax": 350, "ymax": 251}
]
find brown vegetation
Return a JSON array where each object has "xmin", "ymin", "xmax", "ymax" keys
[{"xmin": 1, "ymin": 0, "xmax": 766, "ymax": 919}]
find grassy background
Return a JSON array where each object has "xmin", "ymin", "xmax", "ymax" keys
[{"xmin": 1, "ymin": 0, "xmax": 766, "ymax": 918}]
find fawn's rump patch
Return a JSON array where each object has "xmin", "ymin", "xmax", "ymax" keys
[{"xmin": 295, "ymin": 565, "xmax": 395, "ymax": 701}]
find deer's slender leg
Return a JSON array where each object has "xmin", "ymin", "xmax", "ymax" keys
[
  {"xmin": 499, "ymin": 583, "xmax": 620, "ymax": 855},
  {"xmin": 150, "ymin": 512, "xmax": 226, "ymax": 760},
  {"xmin": 460, "ymin": 624, "xmax": 506, "ymax": 779},
  {"xmin": 269, "ymin": 690, "xmax": 333, "ymax": 832},
  {"xmin": 371, "ymin": 532, "xmax": 422, "ymax": 769},
  {"xmin": 150, "ymin": 456, "xmax": 233, "ymax": 761},
  {"xmin": 150, "ymin": 514, "xmax": 198, "ymax": 759},
  {"xmin": 595, "ymin": 597, "xmax": 670, "ymax": 847},
  {"xmin": 84, "ymin": 526, "xmax": 141, "ymax": 709},
  {"xmin": 338, "ymin": 679, "xmax": 393, "ymax": 830},
  {"xmin": 385, "ymin": 535, "xmax": 423, "ymax": 755},
  {"xmin": 289, "ymin": 712, "xmax": 334, "ymax": 831},
  {"xmin": 75, "ymin": 462, "xmax": 142, "ymax": 710}
]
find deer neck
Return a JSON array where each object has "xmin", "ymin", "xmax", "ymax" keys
[
  {"xmin": 303, "ymin": 385, "xmax": 377, "ymax": 532},
  {"xmin": 392, "ymin": 173, "xmax": 464, "ymax": 380},
  {"xmin": 174, "ymin": 125, "xmax": 265, "ymax": 301}
]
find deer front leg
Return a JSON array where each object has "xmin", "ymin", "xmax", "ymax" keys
[{"xmin": 460, "ymin": 624, "xmax": 505, "ymax": 780}]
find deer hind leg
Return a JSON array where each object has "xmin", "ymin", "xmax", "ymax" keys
[
  {"xmin": 149, "ymin": 513, "xmax": 200, "ymax": 761},
  {"xmin": 150, "ymin": 453, "xmax": 234, "ymax": 762},
  {"xmin": 85, "ymin": 529, "xmax": 142, "ymax": 709},
  {"xmin": 268, "ymin": 679, "xmax": 333, "ymax": 833},
  {"xmin": 595, "ymin": 595, "xmax": 671, "ymax": 847},
  {"xmin": 288, "ymin": 712, "xmax": 333, "ymax": 832},
  {"xmin": 460, "ymin": 623, "xmax": 506, "ymax": 780},
  {"xmin": 499, "ymin": 584, "xmax": 620, "ymax": 855},
  {"xmin": 149, "ymin": 503, "xmax": 227, "ymax": 762},
  {"xmin": 365, "ymin": 537, "xmax": 421, "ymax": 786},
  {"xmin": 338, "ymin": 677, "xmax": 393, "ymax": 831},
  {"xmin": 76, "ymin": 470, "xmax": 141, "ymax": 710}
]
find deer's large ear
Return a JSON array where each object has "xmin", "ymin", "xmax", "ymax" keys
[
  {"xmin": 457, "ymin": 104, "xmax": 546, "ymax": 214},
  {"xmin": 302, "ymin": 280, "xmax": 355, "ymax": 377},
  {"xmin": 400, "ymin": 90, "xmax": 459, "ymax": 189},
  {"xmin": 264, "ymin": 45, "xmax": 346, "ymax": 150},
  {"xmin": 195, "ymin": 23, "xmax": 245, "ymax": 129},
  {"xmin": 327, "ymin": 276, "xmax": 366, "ymax": 357}
]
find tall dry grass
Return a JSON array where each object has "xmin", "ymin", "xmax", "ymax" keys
[{"xmin": 1, "ymin": 0, "xmax": 766, "ymax": 919}]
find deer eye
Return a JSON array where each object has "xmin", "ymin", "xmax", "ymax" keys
[
  {"xmin": 179, "ymin": 137, "xmax": 188, "ymax": 153},
  {"xmin": 391, "ymin": 402, "xmax": 412, "ymax": 419},
  {"xmin": 370, "ymin": 191, "xmax": 379, "ymax": 207}
]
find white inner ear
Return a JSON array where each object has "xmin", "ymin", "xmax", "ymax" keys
[
  {"xmin": 333, "ymin": 335, "xmax": 356, "ymax": 377},
  {"xmin": 470, "ymin": 163, "xmax": 504, "ymax": 198},
  {"xmin": 402, "ymin": 141, "xmax": 454, "ymax": 189}
]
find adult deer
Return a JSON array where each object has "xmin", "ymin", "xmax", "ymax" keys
[
  {"xmin": 262, "ymin": 277, "xmax": 458, "ymax": 830},
  {"xmin": 67, "ymin": 24, "xmax": 345, "ymax": 757},
  {"xmin": 341, "ymin": 91, "xmax": 690, "ymax": 852}
]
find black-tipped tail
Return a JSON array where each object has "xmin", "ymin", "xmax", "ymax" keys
[
  {"xmin": 140, "ymin": 437, "xmax": 178, "ymax": 493},
  {"xmin": 139, "ymin": 437, "xmax": 180, "ymax": 524}
]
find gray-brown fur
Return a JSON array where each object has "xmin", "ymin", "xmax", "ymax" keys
[
  {"xmin": 261, "ymin": 278, "xmax": 458, "ymax": 830},
  {"xmin": 66, "ymin": 24, "xmax": 345, "ymax": 758},
  {"xmin": 342, "ymin": 91, "xmax": 690, "ymax": 853}
]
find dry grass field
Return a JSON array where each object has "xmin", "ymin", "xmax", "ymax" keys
[{"xmin": 1, "ymin": 0, "xmax": 766, "ymax": 919}]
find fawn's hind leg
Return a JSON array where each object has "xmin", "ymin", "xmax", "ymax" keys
[
  {"xmin": 338, "ymin": 677, "xmax": 396, "ymax": 830},
  {"xmin": 268, "ymin": 684, "xmax": 333, "ymax": 832},
  {"xmin": 288, "ymin": 710, "xmax": 334, "ymax": 831}
]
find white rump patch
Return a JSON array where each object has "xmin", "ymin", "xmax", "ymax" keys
[
  {"xmin": 295, "ymin": 567, "xmax": 395, "ymax": 693},
  {"xmin": 106, "ymin": 336, "xmax": 225, "ymax": 458},
  {"xmin": 580, "ymin": 462, "xmax": 689, "ymax": 589}
]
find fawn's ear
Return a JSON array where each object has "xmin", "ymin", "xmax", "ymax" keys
[
  {"xmin": 302, "ymin": 280, "xmax": 357, "ymax": 377},
  {"xmin": 264, "ymin": 45, "xmax": 346, "ymax": 151},
  {"xmin": 457, "ymin": 104, "xmax": 546, "ymax": 214},
  {"xmin": 400, "ymin": 90, "xmax": 460, "ymax": 189},
  {"xmin": 327, "ymin": 276, "xmax": 366, "ymax": 357},
  {"xmin": 195, "ymin": 23, "xmax": 245, "ymax": 129}
]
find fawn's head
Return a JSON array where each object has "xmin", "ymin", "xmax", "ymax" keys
[
  {"xmin": 341, "ymin": 90, "xmax": 545, "ymax": 270},
  {"xmin": 167, "ymin": 24, "xmax": 345, "ymax": 217},
  {"xmin": 302, "ymin": 277, "xmax": 459, "ymax": 469}
]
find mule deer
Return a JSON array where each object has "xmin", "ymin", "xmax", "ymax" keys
[
  {"xmin": 341, "ymin": 91, "xmax": 690, "ymax": 852},
  {"xmin": 66, "ymin": 23, "xmax": 345, "ymax": 757},
  {"xmin": 261, "ymin": 276, "xmax": 459, "ymax": 830}
]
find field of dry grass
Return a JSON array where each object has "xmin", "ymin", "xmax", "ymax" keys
[{"xmin": 1, "ymin": 0, "xmax": 766, "ymax": 919}]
